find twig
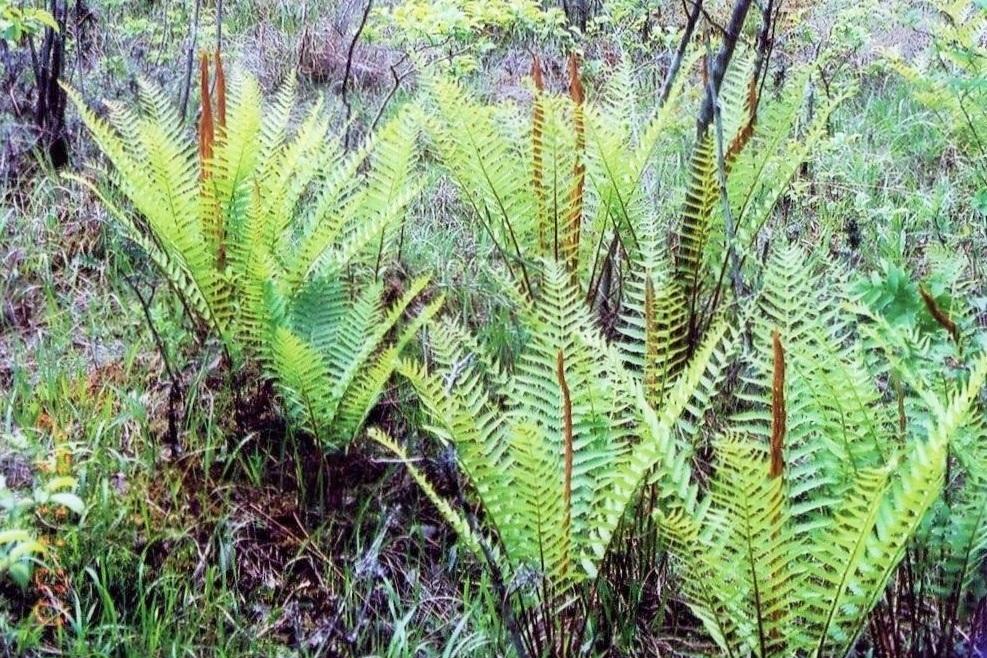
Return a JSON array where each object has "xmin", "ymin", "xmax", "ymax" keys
[
  {"xmin": 369, "ymin": 39, "xmax": 473, "ymax": 133},
  {"xmin": 695, "ymin": 0, "xmax": 754, "ymax": 138},
  {"xmin": 369, "ymin": 56, "xmax": 409, "ymax": 134},
  {"xmin": 658, "ymin": 0, "xmax": 704, "ymax": 107},
  {"xmin": 341, "ymin": 0, "xmax": 374, "ymax": 150},
  {"xmin": 123, "ymin": 273, "xmax": 184, "ymax": 452},
  {"xmin": 179, "ymin": 0, "xmax": 202, "ymax": 121},
  {"xmin": 749, "ymin": 0, "xmax": 778, "ymax": 117}
]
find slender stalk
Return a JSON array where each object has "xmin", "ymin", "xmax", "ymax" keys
[
  {"xmin": 341, "ymin": 0, "xmax": 374, "ymax": 149},
  {"xmin": 706, "ymin": 41, "xmax": 745, "ymax": 299},
  {"xmin": 658, "ymin": 0, "xmax": 704, "ymax": 107},
  {"xmin": 179, "ymin": 0, "xmax": 202, "ymax": 121},
  {"xmin": 695, "ymin": 0, "xmax": 754, "ymax": 139},
  {"xmin": 123, "ymin": 274, "xmax": 183, "ymax": 452}
]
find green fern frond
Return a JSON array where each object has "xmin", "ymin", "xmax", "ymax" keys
[
  {"xmin": 71, "ymin": 67, "xmax": 422, "ymax": 449},
  {"xmin": 385, "ymin": 258, "xmax": 731, "ymax": 591},
  {"xmin": 368, "ymin": 428, "xmax": 496, "ymax": 563},
  {"xmin": 334, "ymin": 291, "xmax": 445, "ymax": 441},
  {"xmin": 270, "ymin": 326, "xmax": 336, "ymax": 443},
  {"xmin": 660, "ymin": 434, "xmax": 802, "ymax": 657},
  {"xmin": 811, "ymin": 354, "xmax": 987, "ymax": 656},
  {"xmin": 587, "ymin": 319, "xmax": 737, "ymax": 574},
  {"xmin": 676, "ymin": 135, "xmax": 717, "ymax": 290}
]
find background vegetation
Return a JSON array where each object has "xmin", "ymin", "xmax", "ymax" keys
[{"xmin": 1, "ymin": 0, "xmax": 986, "ymax": 656}]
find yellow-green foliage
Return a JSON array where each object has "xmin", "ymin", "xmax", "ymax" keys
[
  {"xmin": 67, "ymin": 70, "xmax": 434, "ymax": 447},
  {"xmin": 658, "ymin": 245, "xmax": 987, "ymax": 658},
  {"xmin": 887, "ymin": 0, "xmax": 986, "ymax": 160},
  {"xmin": 374, "ymin": 260, "xmax": 738, "ymax": 586}
]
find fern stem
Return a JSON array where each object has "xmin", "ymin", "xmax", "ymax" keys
[
  {"xmin": 705, "ymin": 39, "xmax": 745, "ymax": 301},
  {"xmin": 658, "ymin": 0, "xmax": 704, "ymax": 107},
  {"xmin": 557, "ymin": 349, "xmax": 574, "ymax": 579}
]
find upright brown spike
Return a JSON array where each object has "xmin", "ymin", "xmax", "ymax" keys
[
  {"xmin": 567, "ymin": 53, "xmax": 584, "ymax": 105},
  {"xmin": 198, "ymin": 51, "xmax": 214, "ymax": 175},
  {"xmin": 768, "ymin": 327, "xmax": 786, "ymax": 642},
  {"xmin": 726, "ymin": 72, "xmax": 761, "ymax": 165},
  {"xmin": 919, "ymin": 284, "xmax": 961, "ymax": 348},
  {"xmin": 557, "ymin": 348, "xmax": 574, "ymax": 574},
  {"xmin": 531, "ymin": 53, "xmax": 545, "ymax": 92},
  {"xmin": 565, "ymin": 53, "xmax": 585, "ymax": 270},
  {"xmin": 214, "ymin": 47, "xmax": 227, "ymax": 130},
  {"xmin": 770, "ymin": 329, "xmax": 786, "ymax": 479}
]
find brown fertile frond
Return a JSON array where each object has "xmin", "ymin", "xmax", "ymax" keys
[
  {"xmin": 770, "ymin": 329, "xmax": 786, "ymax": 479},
  {"xmin": 726, "ymin": 78, "xmax": 759, "ymax": 163},
  {"xmin": 532, "ymin": 54, "xmax": 545, "ymax": 92},
  {"xmin": 567, "ymin": 53, "xmax": 584, "ymax": 105},
  {"xmin": 919, "ymin": 284, "xmax": 961, "ymax": 348},
  {"xmin": 214, "ymin": 48, "xmax": 227, "ymax": 130},
  {"xmin": 565, "ymin": 53, "xmax": 585, "ymax": 270},
  {"xmin": 198, "ymin": 51, "xmax": 214, "ymax": 174},
  {"xmin": 212, "ymin": 48, "xmax": 228, "ymax": 267},
  {"xmin": 557, "ymin": 348, "xmax": 574, "ymax": 575},
  {"xmin": 532, "ymin": 54, "xmax": 547, "ymax": 254}
]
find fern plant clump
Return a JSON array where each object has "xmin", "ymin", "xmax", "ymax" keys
[
  {"xmin": 20, "ymin": 5, "xmax": 986, "ymax": 656},
  {"xmin": 67, "ymin": 53, "xmax": 437, "ymax": 447},
  {"xmin": 363, "ymin": 40, "xmax": 866, "ymax": 653},
  {"xmin": 373, "ymin": 259, "xmax": 739, "ymax": 654},
  {"xmin": 656, "ymin": 244, "xmax": 987, "ymax": 658}
]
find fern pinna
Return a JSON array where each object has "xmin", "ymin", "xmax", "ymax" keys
[
  {"xmin": 67, "ymin": 55, "xmax": 434, "ymax": 447},
  {"xmin": 373, "ymin": 260, "xmax": 738, "ymax": 656}
]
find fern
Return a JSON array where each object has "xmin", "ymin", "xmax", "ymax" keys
[
  {"xmin": 423, "ymin": 56, "xmax": 694, "ymax": 298},
  {"xmin": 658, "ymin": 242, "xmax": 987, "ymax": 658},
  {"xmin": 661, "ymin": 357, "xmax": 987, "ymax": 657},
  {"xmin": 853, "ymin": 252, "xmax": 987, "ymax": 655},
  {"xmin": 888, "ymin": 0, "xmax": 986, "ymax": 168},
  {"xmin": 69, "ymin": 61, "xmax": 428, "ymax": 448},
  {"xmin": 374, "ymin": 259, "xmax": 735, "ymax": 584}
]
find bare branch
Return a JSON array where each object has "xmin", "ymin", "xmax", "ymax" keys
[
  {"xmin": 658, "ymin": 0, "xmax": 704, "ymax": 107},
  {"xmin": 696, "ymin": 0, "xmax": 754, "ymax": 138},
  {"xmin": 341, "ymin": 0, "xmax": 374, "ymax": 150},
  {"xmin": 179, "ymin": 0, "xmax": 202, "ymax": 121}
]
